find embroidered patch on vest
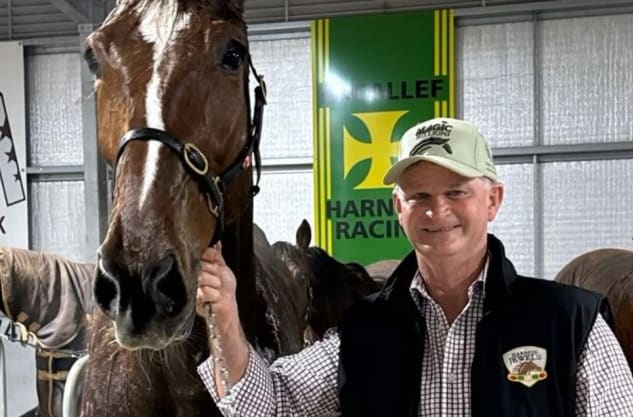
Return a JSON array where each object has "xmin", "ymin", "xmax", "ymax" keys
[{"xmin": 502, "ymin": 346, "xmax": 548, "ymax": 387}]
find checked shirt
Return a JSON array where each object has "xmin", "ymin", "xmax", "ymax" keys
[{"xmin": 198, "ymin": 267, "xmax": 633, "ymax": 416}]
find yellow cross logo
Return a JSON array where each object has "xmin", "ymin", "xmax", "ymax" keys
[{"xmin": 343, "ymin": 110, "xmax": 408, "ymax": 189}]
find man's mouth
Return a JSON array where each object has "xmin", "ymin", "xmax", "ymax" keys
[{"xmin": 423, "ymin": 225, "xmax": 460, "ymax": 233}]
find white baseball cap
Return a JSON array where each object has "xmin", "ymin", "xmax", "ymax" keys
[{"xmin": 383, "ymin": 117, "xmax": 498, "ymax": 185}]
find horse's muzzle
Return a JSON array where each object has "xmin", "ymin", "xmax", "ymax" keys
[{"xmin": 94, "ymin": 253, "xmax": 188, "ymax": 332}]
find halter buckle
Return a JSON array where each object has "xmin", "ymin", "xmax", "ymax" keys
[
  {"xmin": 183, "ymin": 143, "xmax": 209, "ymax": 176},
  {"xmin": 207, "ymin": 194, "xmax": 220, "ymax": 218},
  {"xmin": 206, "ymin": 176, "xmax": 223, "ymax": 218}
]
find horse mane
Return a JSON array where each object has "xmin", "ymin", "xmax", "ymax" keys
[
  {"xmin": 222, "ymin": 205, "xmax": 306, "ymax": 361},
  {"xmin": 128, "ymin": 0, "xmax": 244, "ymax": 20}
]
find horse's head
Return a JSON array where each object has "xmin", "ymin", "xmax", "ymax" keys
[
  {"xmin": 273, "ymin": 220, "xmax": 383, "ymax": 338},
  {"xmin": 84, "ymin": 0, "xmax": 263, "ymax": 350},
  {"xmin": 271, "ymin": 220, "xmax": 314, "ymax": 336},
  {"xmin": 305, "ymin": 246, "xmax": 382, "ymax": 337},
  {"xmin": 271, "ymin": 219, "xmax": 312, "ymax": 287}
]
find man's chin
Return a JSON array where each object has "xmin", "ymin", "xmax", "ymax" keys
[{"xmin": 417, "ymin": 240, "xmax": 461, "ymax": 256}]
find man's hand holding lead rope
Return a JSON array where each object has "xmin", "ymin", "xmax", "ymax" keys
[{"xmin": 196, "ymin": 243, "xmax": 250, "ymax": 398}]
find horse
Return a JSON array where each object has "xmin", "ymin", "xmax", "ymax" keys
[
  {"xmin": 80, "ymin": 1, "xmax": 306, "ymax": 416},
  {"xmin": 0, "ymin": 223, "xmax": 310, "ymax": 417},
  {"xmin": 365, "ymin": 258, "xmax": 400, "ymax": 284},
  {"xmin": 0, "ymin": 247, "xmax": 94, "ymax": 417},
  {"xmin": 555, "ymin": 248, "xmax": 633, "ymax": 370},
  {"xmin": 272, "ymin": 220, "xmax": 383, "ymax": 339}
]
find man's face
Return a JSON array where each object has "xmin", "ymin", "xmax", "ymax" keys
[{"xmin": 393, "ymin": 161, "xmax": 504, "ymax": 259}]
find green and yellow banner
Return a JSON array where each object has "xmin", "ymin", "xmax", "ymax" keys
[{"xmin": 312, "ymin": 10, "xmax": 454, "ymax": 264}]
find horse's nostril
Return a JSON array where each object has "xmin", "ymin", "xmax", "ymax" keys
[{"xmin": 144, "ymin": 255, "xmax": 187, "ymax": 317}]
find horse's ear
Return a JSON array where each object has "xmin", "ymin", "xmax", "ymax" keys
[
  {"xmin": 229, "ymin": 0, "xmax": 244, "ymax": 15},
  {"xmin": 213, "ymin": 0, "xmax": 244, "ymax": 16},
  {"xmin": 296, "ymin": 219, "xmax": 312, "ymax": 251}
]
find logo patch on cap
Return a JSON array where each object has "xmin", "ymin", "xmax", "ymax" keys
[
  {"xmin": 502, "ymin": 346, "xmax": 548, "ymax": 387},
  {"xmin": 409, "ymin": 137, "xmax": 453, "ymax": 156},
  {"xmin": 415, "ymin": 121, "xmax": 453, "ymax": 139},
  {"xmin": 382, "ymin": 117, "xmax": 498, "ymax": 185}
]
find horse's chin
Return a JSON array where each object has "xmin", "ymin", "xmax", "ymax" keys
[{"xmin": 112, "ymin": 307, "xmax": 196, "ymax": 351}]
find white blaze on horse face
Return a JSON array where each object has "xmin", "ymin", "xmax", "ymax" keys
[{"xmin": 137, "ymin": 1, "xmax": 191, "ymax": 209}]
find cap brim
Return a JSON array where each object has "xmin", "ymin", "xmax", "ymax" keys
[{"xmin": 382, "ymin": 155, "xmax": 486, "ymax": 185}]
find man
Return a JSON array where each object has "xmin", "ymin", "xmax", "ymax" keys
[{"xmin": 196, "ymin": 117, "xmax": 633, "ymax": 416}]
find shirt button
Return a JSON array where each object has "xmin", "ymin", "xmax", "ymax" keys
[{"xmin": 447, "ymin": 373, "xmax": 458, "ymax": 383}]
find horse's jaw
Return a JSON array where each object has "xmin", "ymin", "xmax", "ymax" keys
[
  {"xmin": 110, "ymin": 305, "xmax": 197, "ymax": 351},
  {"xmin": 95, "ymin": 230, "xmax": 205, "ymax": 351}
]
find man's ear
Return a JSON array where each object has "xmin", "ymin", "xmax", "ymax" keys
[
  {"xmin": 392, "ymin": 188, "xmax": 405, "ymax": 227},
  {"xmin": 392, "ymin": 188, "xmax": 402, "ymax": 213},
  {"xmin": 487, "ymin": 181, "xmax": 504, "ymax": 222}
]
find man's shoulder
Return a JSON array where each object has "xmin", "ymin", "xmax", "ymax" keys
[
  {"xmin": 513, "ymin": 274, "xmax": 601, "ymax": 295},
  {"xmin": 510, "ymin": 275, "xmax": 607, "ymax": 312},
  {"xmin": 344, "ymin": 291, "xmax": 391, "ymax": 318},
  {"xmin": 341, "ymin": 283, "xmax": 412, "ymax": 330}
]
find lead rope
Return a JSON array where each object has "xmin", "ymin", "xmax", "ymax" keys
[
  {"xmin": 201, "ymin": 55, "xmax": 264, "ymax": 417},
  {"xmin": 205, "ymin": 303, "xmax": 235, "ymax": 417}
]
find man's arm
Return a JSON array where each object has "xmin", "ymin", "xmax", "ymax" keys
[
  {"xmin": 575, "ymin": 315, "xmax": 633, "ymax": 416},
  {"xmin": 197, "ymin": 329, "xmax": 340, "ymax": 416},
  {"xmin": 195, "ymin": 244, "xmax": 340, "ymax": 416},
  {"xmin": 196, "ymin": 243, "xmax": 250, "ymax": 393}
]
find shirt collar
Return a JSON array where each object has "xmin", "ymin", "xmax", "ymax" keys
[{"xmin": 410, "ymin": 254, "xmax": 489, "ymax": 303}]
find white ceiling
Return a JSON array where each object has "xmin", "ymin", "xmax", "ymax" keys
[{"xmin": 1, "ymin": 0, "xmax": 632, "ymax": 41}]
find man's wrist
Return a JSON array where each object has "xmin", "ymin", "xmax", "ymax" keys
[{"xmin": 208, "ymin": 312, "xmax": 249, "ymax": 386}]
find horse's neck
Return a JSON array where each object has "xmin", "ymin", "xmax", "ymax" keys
[
  {"xmin": 221, "ymin": 201, "xmax": 259, "ymax": 340},
  {"xmin": 220, "ymin": 197, "xmax": 306, "ymax": 359},
  {"xmin": 84, "ymin": 311, "xmax": 216, "ymax": 417}
]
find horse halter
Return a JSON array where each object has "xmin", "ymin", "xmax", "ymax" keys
[{"xmin": 113, "ymin": 58, "xmax": 267, "ymax": 246}]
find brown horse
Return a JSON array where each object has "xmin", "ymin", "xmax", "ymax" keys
[
  {"xmin": 365, "ymin": 258, "xmax": 400, "ymax": 284},
  {"xmin": 555, "ymin": 248, "xmax": 633, "ymax": 370},
  {"xmin": 272, "ymin": 220, "xmax": 383, "ymax": 339},
  {"xmin": 80, "ymin": 1, "xmax": 305, "ymax": 416}
]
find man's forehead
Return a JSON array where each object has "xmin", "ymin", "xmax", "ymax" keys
[
  {"xmin": 398, "ymin": 160, "xmax": 472, "ymax": 182},
  {"xmin": 398, "ymin": 172, "xmax": 479, "ymax": 190}
]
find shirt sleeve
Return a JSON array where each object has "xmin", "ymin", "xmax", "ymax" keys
[
  {"xmin": 575, "ymin": 315, "xmax": 633, "ymax": 416},
  {"xmin": 197, "ymin": 328, "xmax": 342, "ymax": 416}
]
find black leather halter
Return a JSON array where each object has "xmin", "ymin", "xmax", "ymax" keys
[{"xmin": 113, "ymin": 58, "xmax": 267, "ymax": 246}]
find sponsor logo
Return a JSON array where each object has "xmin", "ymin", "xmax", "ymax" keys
[
  {"xmin": 503, "ymin": 346, "xmax": 548, "ymax": 388},
  {"xmin": 415, "ymin": 121, "xmax": 453, "ymax": 138},
  {"xmin": 409, "ymin": 137, "xmax": 452, "ymax": 156},
  {"xmin": 343, "ymin": 110, "xmax": 408, "ymax": 189}
]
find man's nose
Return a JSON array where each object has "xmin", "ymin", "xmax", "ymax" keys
[{"xmin": 426, "ymin": 196, "xmax": 449, "ymax": 216}]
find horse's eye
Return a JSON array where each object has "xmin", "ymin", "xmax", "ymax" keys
[
  {"xmin": 222, "ymin": 41, "xmax": 246, "ymax": 70},
  {"xmin": 84, "ymin": 47, "xmax": 101, "ymax": 78}
]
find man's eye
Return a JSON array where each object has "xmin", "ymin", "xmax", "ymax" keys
[
  {"xmin": 407, "ymin": 194, "xmax": 428, "ymax": 204},
  {"xmin": 447, "ymin": 190, "xmax": 466, "ymax": 198}
]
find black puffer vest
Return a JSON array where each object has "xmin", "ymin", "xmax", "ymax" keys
[{"xmin": 338, "ymin": 234, "xmax": 611, "ymax": 417}]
